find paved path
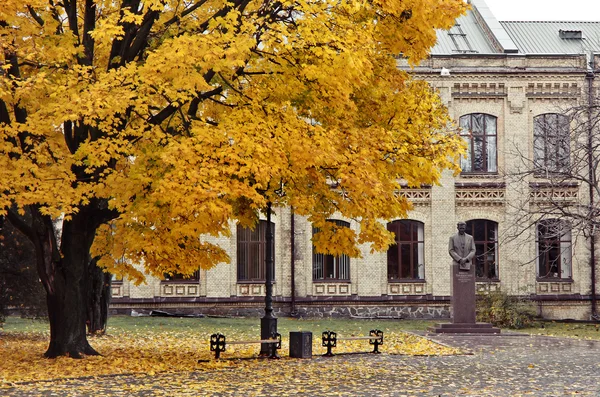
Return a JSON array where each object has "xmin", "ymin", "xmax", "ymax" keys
[{"xmin": 4, "ymin": 333, "xmax": 600, "ymax": 396}]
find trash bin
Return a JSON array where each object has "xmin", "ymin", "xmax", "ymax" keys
[{"xmin": 289, "ymin": 331, "xmax": 312, "ymax": 358}]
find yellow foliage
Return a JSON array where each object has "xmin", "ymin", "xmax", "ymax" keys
[
  {"xmin": 0, "ymin": 329, "xmax": 460, "ymax": 386},
  {"xmin": 0, "ymin": 0, "xmax": 467, "ymax": 279}
]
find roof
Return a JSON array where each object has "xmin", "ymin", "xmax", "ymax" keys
[
  {"xmin": 500, "ymin": 21, "xmax": 600, "ymax": 54},
  {"xmin": 427, "ymin": 0, "xmax": 600, "ymax": 56},
  {"xmin": 429, "ymin": 10, "xmax": 499, "ymax": 55}
]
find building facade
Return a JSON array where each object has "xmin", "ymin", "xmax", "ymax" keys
[{"xmin": 111, "ymin": 0, "xmax": 600, "ymax": 320}]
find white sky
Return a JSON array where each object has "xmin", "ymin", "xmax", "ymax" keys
[{"xmin": 483, "ymin": 0, "xmax": 600, "ymax": 21}]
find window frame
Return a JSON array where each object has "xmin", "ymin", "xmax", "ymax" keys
[
  {"xmin": 312, "ymin": 220, "xmax": 351, "ymax": 282},
  {"xmin": 533, "ymin": 113, "xmax": 570, "ymax": 175},
  {"xmin": 465, "ymin": 219, "xmax": 499, "ymax": 281},
  {"xmin": 459, "ymin": 113, "xmax": 498, "ymax": 174},
  {"xmin": 236, "ymin": 220, "xmax": 275, "ymax": 283},
  {"xmin": 386, "ymin": 220, "xmax": 425, "ymax": 281},
  {"xmin": 536, "ymin": 219, "xmax": 572, "ymax": 280}
]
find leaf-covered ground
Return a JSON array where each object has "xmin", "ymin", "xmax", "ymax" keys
[
  {"xmin": 0, "ymin": 329, "xmax": 459, "ymax": 385},
  {"xmin": 3, "ymin": 317, "xmax": 600, "ymax": 396},
  {"xmin": 0, "ymin": 317, "xmax": 459, "ymax": 387}
]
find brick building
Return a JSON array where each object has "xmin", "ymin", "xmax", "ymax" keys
[{"xmin": 111, "ymin": 0, "xmax": 600, "ymax": 320}]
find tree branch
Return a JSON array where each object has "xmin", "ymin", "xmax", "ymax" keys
[
  {"xmin": 27, "ymin": 5, "xmax": 45, "ymax": 26},
  {"xmin": 62, "ymin": 0, "xmax": 80, "ymax": 44},
  {"xmin": 163, "ymin": 0, "xmax": 210, "ymax": 27},
  {"xmin": 81, "ymin": 0, "xmax": 96, "ymax": 66}
]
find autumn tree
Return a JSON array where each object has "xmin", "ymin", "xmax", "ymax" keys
[
  {"xmin": 0, "ymin": 0, "xmax": 467, "ymax": 358},
  {"xmin": 504, "ymin": 84, "xmax": 599, "ymax": 319}
]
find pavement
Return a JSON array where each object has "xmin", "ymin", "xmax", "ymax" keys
[{"xmin": 4, "ymin": 332, "xmax": 600, "ymax": 396}]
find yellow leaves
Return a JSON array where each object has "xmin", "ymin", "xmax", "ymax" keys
[
  {"xmin": 120, "ymin": 9, "xmax": 146, "ymax": 25},
  {"xmin": 311, "ymin": 220, "xmax": 362, "ymax": 258},
  {"xmin": 1, "ymin": 0, "xmax": 466, "ymax": 274},
  {"xmin": 0, "ymin": 325, "xmax": 459, "ymax": 385},
  {"xmin": 373, "ymin": 0, "xmax": 470, "ymax": 65}
]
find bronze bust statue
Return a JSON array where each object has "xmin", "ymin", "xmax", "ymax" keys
[{"xmin": 449, "ymin": 221, "xmax": 476, "ymax": 271}]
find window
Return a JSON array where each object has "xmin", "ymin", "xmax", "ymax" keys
[
  {"xmin": 387, "ymin": 220, "xmax": 425, "ymax": 280},
  {"xmin": 237, "ymin": 221, "xmax": 275, "ymax": 282},
  {"xmin": 459, "ymin": 113, "xmax": 497, "ymax": 173},
  {"xmin": 537, "ymin": 219, "xmax": 572, "ymax": 279},
  {"xmin": 465, "ymin": 219, "xmax": 498, "ymax": 280},
  {"xmin": 313, "ymin": 220, "xmax": 350, "ymax": 281},
  {"xmin": 533, "ymin": 113, "xmax": 570, "ymax": 173},
  {"xmin": 162, "ymin": 270, "xmax": 199, "ymax": 282}
]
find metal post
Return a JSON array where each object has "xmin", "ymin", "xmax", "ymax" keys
[
  {"xmin": 586, "ymin": 70, "xmax": 598, "ymax": 320},
  {"xmin": 290, "ymin": 208, "xmax": 296, "ymax": 316},
  {"xmin": 322, "ymin": 330, "xmax": 336, "ymax": 357},
  {"xmin": 260, "ymin": 202, "xmax": 278, "ymax": 355}
]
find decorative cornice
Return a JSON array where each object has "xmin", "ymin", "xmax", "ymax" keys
[
  {"xmin": 456, "ymin": 186, "xmax": 506, "ymax": 206},
  {"xmin": 398, "ymin": 189, "xmax": 431, "ymax": 201},
  {"xmin": 529, "ymin": 182, "xmax": 579, "ymax": 202}
]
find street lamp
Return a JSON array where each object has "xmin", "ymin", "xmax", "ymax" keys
[{"xmin": 260, "ymin": 201, "xmax": 277, "ymax": 355}]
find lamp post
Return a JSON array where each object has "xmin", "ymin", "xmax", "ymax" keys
[{"xmin": 260, "ymin": 201, "xmax": 277, "ymax": 355}]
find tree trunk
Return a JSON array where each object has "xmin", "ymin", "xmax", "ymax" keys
[
  {"xmin": 16, "ymin": 203, "xmax": 110, "ymax": 358},
  {"xmin": 87, "ymin": 257, "xmax": 112, "ymax": 335},
  {"xmin": 42, "ymin": 208, "xmax": 102, "ymax": 358},
  {"xmin": 4, "ymin": 198, "xmax": 119, "ymax": 358},
  {"xmin": 45, "ymin": 279, "xmax": 99, "ymax": 358}
]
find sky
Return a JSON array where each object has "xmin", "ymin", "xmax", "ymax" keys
[{"xmin": 483, "ymin": 0, "xmax": 600, "ymax": 21}]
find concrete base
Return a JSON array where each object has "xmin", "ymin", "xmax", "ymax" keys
[{"xmin": 428, "ymin": 322, "xmax": 501, "ymax": 334}]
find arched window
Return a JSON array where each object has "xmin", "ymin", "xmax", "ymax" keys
[
  {"xmin": 459, "ymin": 113, "xmax": 497, "ymax": 173},
  {"xmin": 387, "ymin": 220, "xmax": 425, "ymax": 280},
  {"xmin": 465, "ymin": 219, "xmax": 498, "ymax": 280},
  {"xmin": 533, "ymin": 113, "xmax": 570, "ymax": 173},
  {"xmin": 312, "ymin": 220, "xmax": 350, "ymax": 281},
  {"xmin": 237, "ymin": 221, "xmax": 275, "ymax": 282},
  {"xmin": 537, "ymin": 219, "xmax": 572, "ymax": 279}
]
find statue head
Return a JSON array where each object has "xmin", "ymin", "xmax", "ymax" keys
[{"xmin": 457, "ymin": 221, "xmax": 466, "ymax": 235}]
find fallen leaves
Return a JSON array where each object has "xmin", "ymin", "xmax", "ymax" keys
[
  {"xmin": 0, "ymin": 328, "xmax": 460, "ymax": 385},
  {"xmin": 3, "ymin": 325, "xmax": 600, "ymax": 396}
]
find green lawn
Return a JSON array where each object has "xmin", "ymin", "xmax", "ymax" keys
[
  {"xmin": 1, "ymin": 315, "xmax": 435, "ymax": 336},
  {"xmin": 3, "ymin": 315, "xmax": 600, "ymax": 340},
  {"xmin": 518, "ymin": 321, "xmax": 600, "ymax": 340}
]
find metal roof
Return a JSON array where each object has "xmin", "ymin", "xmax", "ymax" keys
[
  {"xmin": 500, "ymin": 21, "xmax": 600, "ymax": 54},
  {"xmin": 427, "ymin": 0, "xmax": 600, "ymax": 57},
  {"xmin": 429, "ymin": 10, "xmax": 499, "ymax": 55}
]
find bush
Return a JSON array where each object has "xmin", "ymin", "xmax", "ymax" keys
[
  {"xmin": 476, "ymin": 289, "xmax": 537, "ymax": 329},
  {"xmin": 0, "ymin": 220, "xmax": 47, "ymax": 326}
]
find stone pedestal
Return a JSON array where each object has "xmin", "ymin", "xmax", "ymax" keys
[
  {"xmin": 430, "ymin": 263, "xmax": 500, "ymax": 334},
  {"xmin": 452, "ymin": 262, "xmax": 476, "ymax": 323}
]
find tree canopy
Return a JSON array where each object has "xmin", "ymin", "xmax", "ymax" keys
[
  {"xmin": 0, "ymin": 0, "xmax": 466, "ymax": 356},
  {"xmin": 1, "ymin": 0, "xmax": 468, "ymax": 277}
]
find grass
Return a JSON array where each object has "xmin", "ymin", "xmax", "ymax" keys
[
  {"xmin": 517, "ymin": 321, "xmax": 600, "ymax": 340},
  {"xmin": 4, "ymin": 316, "xmax": 600, "ymax": 339},
  {"xmin": 1, "ymin": 315, "xmax": 436, "ymax": 336}
]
